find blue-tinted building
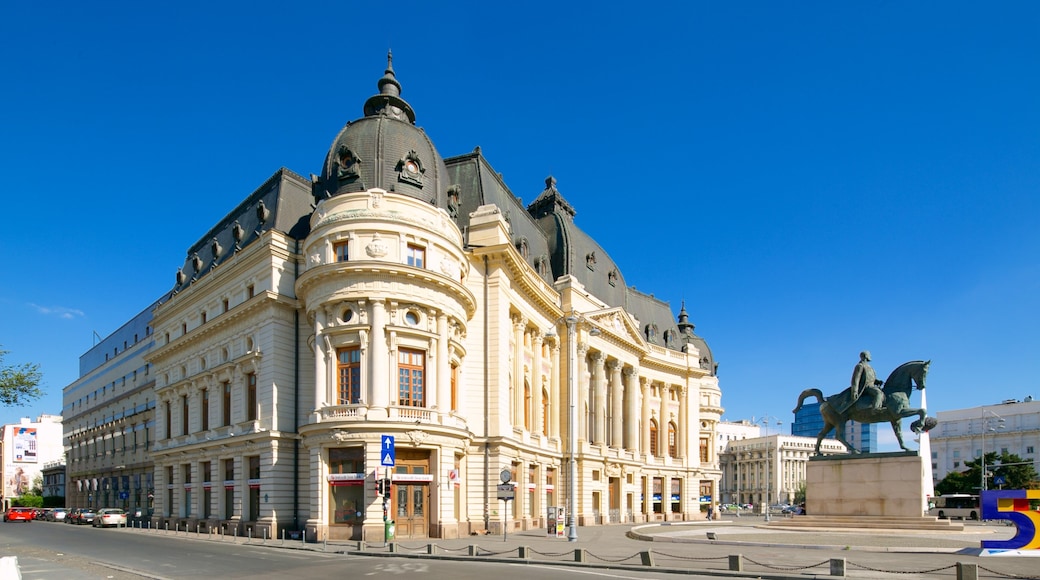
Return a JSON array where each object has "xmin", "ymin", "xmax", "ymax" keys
[{"xmin": 791, "ymin": 401, "xmax": 876, "ymax": 453}]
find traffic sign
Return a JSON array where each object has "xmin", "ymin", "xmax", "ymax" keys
[
  {"xmin": 497, "ymin": 483, "xmax": 515, "ymax": 501},
  {"xmin": 381, "ymin": 435, "xmax": 396, "ymax": 466}
]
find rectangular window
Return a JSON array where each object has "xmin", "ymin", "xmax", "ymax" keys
[
  {"xmin": 246, "ymin": 373, "xmax": 257, "ymax": 421},
  {"xmin": 406, "ymin": 244, "xmax": 425, "ymax": 268},
  {"xmin": 222, "ymin": 381, "xmax": 232, "ymax": 426},
  {"xmin": 201, "ymin": 388, "xmax": 209, "ymax": 431},
  {"xmin": 1028, "ymin": 446, "xmax": 1035, "ymax": 454},
  {"xmin": 224, "ymin": 458, "xmax": 235, "ymax": 520},
  {"xmin": 337, "ymin": 347, "xmax": 362, "ymax": 404},
  {"xmin": 183, "ymin": 464, "xmax": 192, "ymax": 516},
  {"xmin": 397, "ymin": 348, "xmax": 425, "ymax": 407},
  {"xmin": 450, "ymin": 364, "xmax": 458, "ymax": 411},
  {"xmin": 202, "ymin": 461, "xmax": 212, "ymax": 519},
  {"xmin": 248, "ymin": 456, "xmax": 261, "ymax": 521},
  {"xmin": 164, "ymin": 401, "xmax": 172, "ymax": 439},
  {"xmin": 334, "ymin": 241, "xmax": 349, "ymax": 263},
  {"xmin": 181, "ymin": 395, "xmax": 189, "ymax": 435},
  {"xmin": 223, "ymin": 298, "xmax": 229, "ymax": 313},
  {"xmin": 330, "ymin": 447, "xmax": 364, "ymax": 525},
  {"xmin": 247, "ymin": 284, "xmax": 255, "ymax": 299}
]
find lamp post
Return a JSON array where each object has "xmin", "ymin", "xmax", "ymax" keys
[
  {"xmin": 548, "ymin": 311, "xmax": 600, "ymax": 542},
  {"xmin": 980, "ymin": 408, "xmax": 1005, "ymax": 492},
  {"xmin": 760, "ymin": 417, "xmax": 782, "ymax": 522}
]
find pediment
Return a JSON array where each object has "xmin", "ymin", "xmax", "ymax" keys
[{"xmin": 587, "ymin": 308, "xmax": 647, "ymax": 349}]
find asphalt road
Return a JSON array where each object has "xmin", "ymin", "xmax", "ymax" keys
[{"xmin": 3, "ymin": 516, "xmax": 1039, "ymax": 579}]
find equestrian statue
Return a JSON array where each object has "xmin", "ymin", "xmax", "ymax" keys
[{"xmin": 793, "ymin": 352, "xmax": 937, "ymax": 455}]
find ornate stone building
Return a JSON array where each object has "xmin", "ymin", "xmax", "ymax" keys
[{"xmin": 88, "ymin": 55, "xmax": 724, "ymax": 541}]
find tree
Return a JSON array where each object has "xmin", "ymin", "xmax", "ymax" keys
[
  {"xmin": 935, "ymin": 451, "xmax": 1040, "ymax": 494},
  {"xmin": 0, "ymin": 347, "xmax": 44, "ymax": 406}
]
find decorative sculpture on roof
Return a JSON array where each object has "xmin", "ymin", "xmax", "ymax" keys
[{"xmin": 793, "ymin": 356, "xmax": 937, "ymax": 455}]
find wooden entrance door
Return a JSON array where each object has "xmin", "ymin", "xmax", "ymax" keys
[{"xmin": 392, "ymin": 461, "xmax": 430, "ymax": 538}]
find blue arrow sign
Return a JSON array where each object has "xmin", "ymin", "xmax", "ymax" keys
[{"xmin": 381, "ymin": 435, "xmax": 396, "ymax": 466}]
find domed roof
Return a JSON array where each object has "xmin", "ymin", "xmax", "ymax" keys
[{"xmin": 314, "ymin": 52, "xmax": 449, "ymax": 207}]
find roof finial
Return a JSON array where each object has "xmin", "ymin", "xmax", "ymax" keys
[{"xmin": 364, "ymin": 52, "xmax": 415, "ymax": 122}]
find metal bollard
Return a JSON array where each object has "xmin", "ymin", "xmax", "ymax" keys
[
  {"xmin": 573, "ymin": 549, "xmax": 587, "ymax": 563},
  {"xmin": 389, "ymin": 542, "xmax": 398, "ymax": 553},
  {"xmin": 518, "ymin": 546, "xmax": 530, "ymax": 559},
  {"xmin": 957, "ymin": 562, "xmax": 979, "ymax": 580},
  {"xmin": 729, "ymin": 554, "xmax": 744, "ymax": 572},
  {"xmin": 468, "ymin": 545, "xmax": 478, "ymax": 557},
  {"xmin": 830, "ymin": 558, "xmax": 846, "ymax": 577},
  {"xmin": 428, "ymin": 544, "xmax": 439, "ymax": 555}
]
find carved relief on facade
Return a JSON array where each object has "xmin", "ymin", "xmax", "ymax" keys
[
  {"xmin": 406, "ymin": 429, "xmax": 428, "ymax": 446},
  {"xmin": 365, "ymin": 234, "xmax": 388, "ymax": 258}
]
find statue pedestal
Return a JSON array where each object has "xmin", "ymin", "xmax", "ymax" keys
[{"xmin": 806, "ymin": 451, "xmax": 927, "ymax": 517}]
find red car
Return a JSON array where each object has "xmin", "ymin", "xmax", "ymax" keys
[{"xmin": 3, "ymin": 507, "xmax": 34, "ymax": 522}]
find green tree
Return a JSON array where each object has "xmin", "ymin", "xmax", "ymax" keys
[
  {"xmin": 935, "ymin": 452, "xmax": 1040, "ymax": 494},
  {"xmin": 0, "ymin": 347, "xmax": 44, "ymax": 406}
]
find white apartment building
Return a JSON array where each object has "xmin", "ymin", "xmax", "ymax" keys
[
  {"xmin": 929, "ymin": 398, "xmax": 1040, "ymax": 485},
  {"xmin": 718, "ymin": 434, "xmax": 845, "ymax": 508},
  {"xmin": 2, "ymin": 414, "xmax": 64, "ymax": 505}
]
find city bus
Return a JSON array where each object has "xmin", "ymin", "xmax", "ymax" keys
[{"xmin": 928, "ymin": 494, "xmax": 980, "ymax": 520}]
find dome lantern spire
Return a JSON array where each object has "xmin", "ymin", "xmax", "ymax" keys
[{"xmin": 363, "ymin": 50, "xmax": 416, "ymax": 123}]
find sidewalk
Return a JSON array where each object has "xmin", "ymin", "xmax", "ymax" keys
[{"xmin": 123, "ymin": 518, "xmax": 1039, "ymax": 579}]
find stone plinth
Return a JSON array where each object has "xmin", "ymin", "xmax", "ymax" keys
[{"xmin": 806, "ymin": 451, "xmax": 928, "ymax": 518}]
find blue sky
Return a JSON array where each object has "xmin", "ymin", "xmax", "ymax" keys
[{"xmin": 2, "ymin": 1, "xmax": 1038, "ymax": 449}]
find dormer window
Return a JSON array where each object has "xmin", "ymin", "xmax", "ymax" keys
[
  {"xmin": 336, "ymin": 146, "xmax": 361, "ymax": 181},
  {"xmin": 396, "ymin": 150, "xmax": 425, "ymax": 188}
]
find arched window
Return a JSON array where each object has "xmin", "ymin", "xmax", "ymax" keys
[
  {"xmin": 649, "ymin": 419, "xmax": 659, "ymax": 457},
  {"xmin": 523, "ymin": 380, "xmax": 532, "ymax": 430},
  {"xmin": 668, "ymin": 422, "xmax": 678, "ymax": 458},
  {"xmin": 541, "ymin": 386, "xmax": 550, "ymax": 435}
]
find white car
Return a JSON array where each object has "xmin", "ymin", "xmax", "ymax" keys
[{"xmin": 92, "ymin": 508, "xmax": 127, "ymax": 528}]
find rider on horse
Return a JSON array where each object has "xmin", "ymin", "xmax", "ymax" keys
[{"xmin": 849, "ymin": 350, "xmax": 884, "ymax": 412}]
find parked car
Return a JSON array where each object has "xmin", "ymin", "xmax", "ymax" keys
[
  {"xmin": 71, "ymin": 507, "xmax": 97, "ymax": 525},
  {"xmin": 3, "ymin": 507, "xmax": 34, "ymax": 522},
  {"xmin": 47, "ymin": 508, "xmax": 68, "ymax": 522},
  {"xmin": 93, "ymin": 508, "xmax": 127, "ymax": 528}
]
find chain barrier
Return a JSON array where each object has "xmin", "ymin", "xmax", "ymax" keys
[
  {"xmin": 393, "ymin": 542, "xmax": 427, "ymax": 552},
  {"xmin": 848, "ymin": 561, "xmax": 957, "ymax": 575},
  {"xmin": 652, "ymin": 549, "xmax": 730, "ymax": 562},
  {"xmin": 743, "ymin": 556, "xmax": 831, "ymax": 571},
  {"xmin": 438, "ymin": 546, "xmax": 470, "ymax": 554},
  {"xmin": 474, "ymin": 547, "xmax": 517, "ymax": 557},
  {"xmin": 585, "ymin": 551, "xmax": 642, "ymax": 564},
  {"xmin": 977, "ymin": 565, "xmax": 1036, "ymax": 579},
  {"xmin": 528, "ymin": 549, "xmax": 576, "ymax": 558}
]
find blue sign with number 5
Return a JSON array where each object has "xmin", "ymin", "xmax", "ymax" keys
[{"xmin": 981, "ymin": 489, "xmax": 1040, "ymax": 550}]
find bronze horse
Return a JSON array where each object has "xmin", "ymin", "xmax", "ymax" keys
[{"xmin": 793, "ymin": 360, "xmax": 936, "ymax": 455}]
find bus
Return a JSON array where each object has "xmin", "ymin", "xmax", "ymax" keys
[{"xmin": 928, "ymin": 494, "xmax": 980, "ymax": 520}]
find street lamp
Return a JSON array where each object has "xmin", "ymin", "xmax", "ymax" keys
[
  {"xmin": 760, "ymin": 417, "xmax": 782, "ymax": 522},
  {"xmin": 980, "ymin": 408, "xmax": 1006, "ymax": 492},
  {"xmin": 548, "ymin": 311, "xmax": 600, "ymax": 542}
]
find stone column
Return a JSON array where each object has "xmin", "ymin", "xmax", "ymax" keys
[
  {"xmin": 577, "ymin": 344, "xmax": 590, "ymax": 443},
  {"xmin": 591, "ymin": 353, "xmax": 607, "ymax": 446},
  {"xmin": 314, "ymin": 308, "xmax": 328, "ymax": 410},
  {"xmin": 641, "ymin": 377, "xmax": 651, "ymax": 456},
  {"xmin": 512, "ymin": 316, "xmax": 525, "ymax": 427},
  {"xmin": 549, "ymin": 339, "xmax": 561, "ymax": 438},
  {"xmin": 532, "ymin": 334, "xmax": 544, "ymax": 435},
  {"xmin": 608, "ymin": 360, "xmax": 623, "ymax": 448},
  {"xmin": 624, "ymin": 367, "xmax": 639, "ymax": 452},
  {"xmin": 659, "ymin": 386, "xmax": 669, "ymax": 458},
  {"xmin": 437, "ymin": 313, "xmax": 450, "ymax": 415},
  {"xmin": 369, "ymin": 300, "xmax": 390, "ymax": 412},
  {"xmin": 678, "ymin": 386, "xmax": 688, "ymax": 459}
]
